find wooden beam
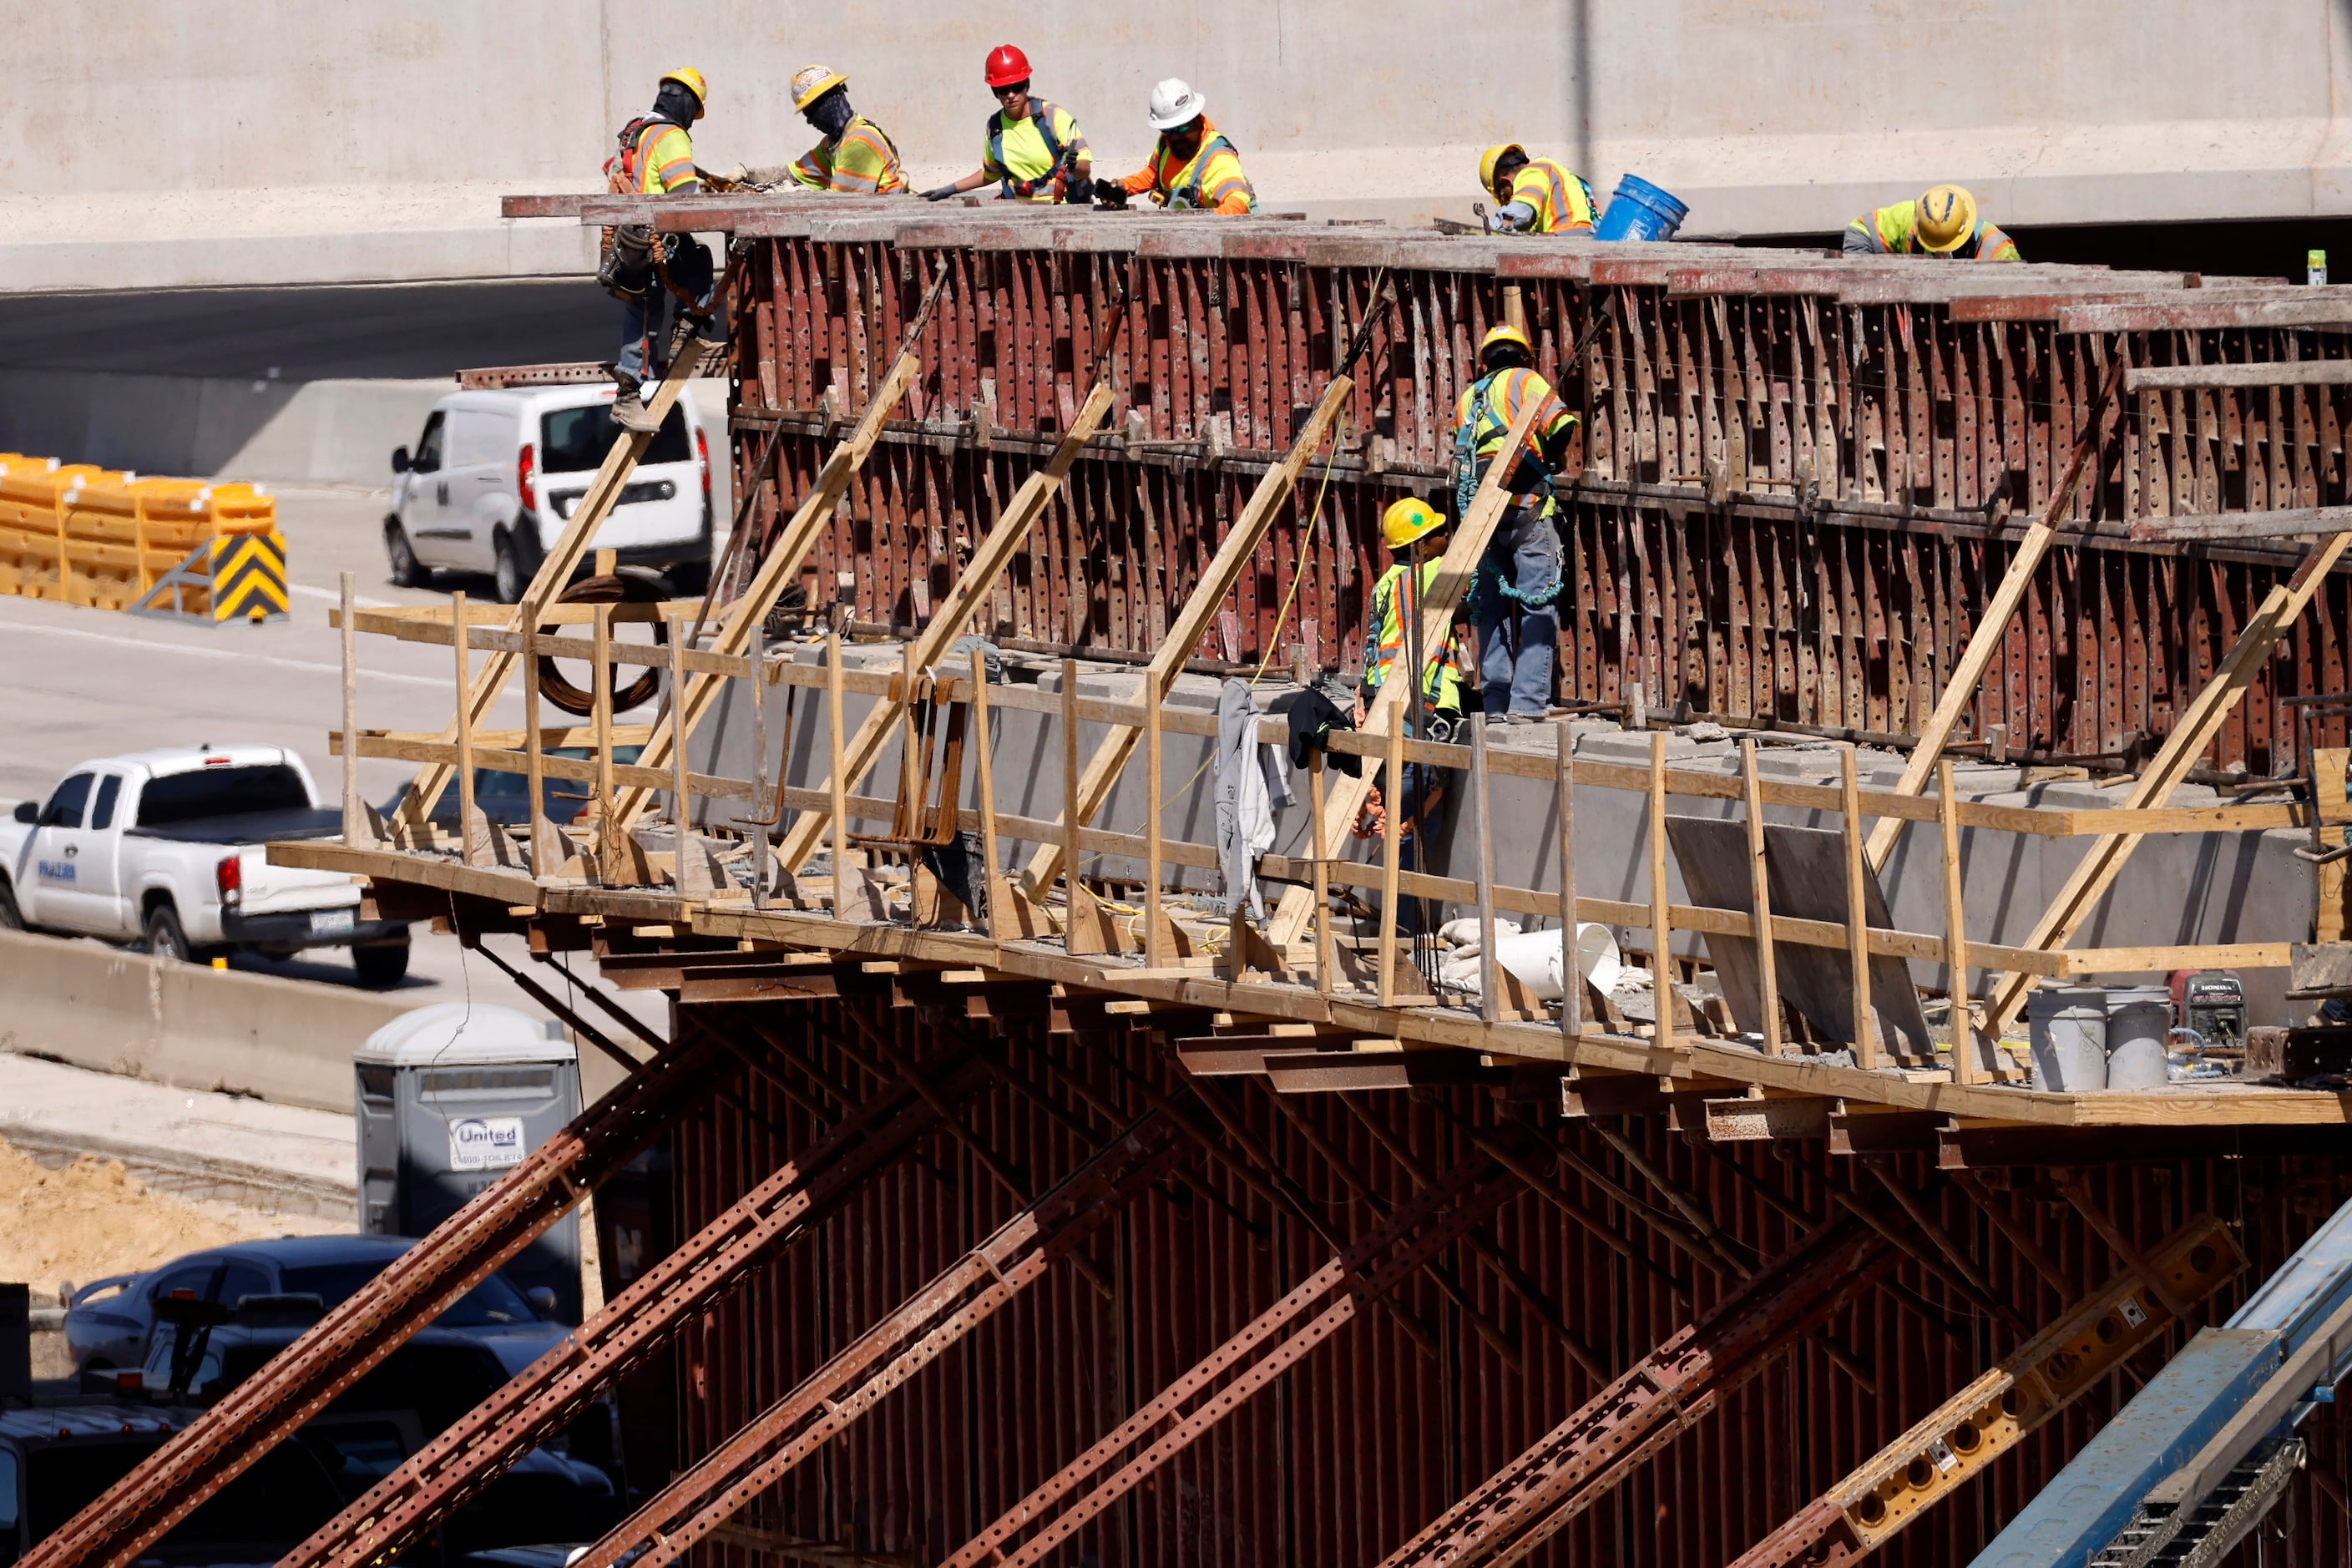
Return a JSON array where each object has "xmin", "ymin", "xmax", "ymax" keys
[
  {"xmin": 408, "ymin": 332, "xmax": 713, "ymax": 817},
  {"xmin": 1018, "ymin": 369, "xmax": 1359, "ymax": 894},
  {"xmin": 774, "ymin": 380, "xmax": 1117, "ymax": 872},
  {"xmin": 1740, "ymin": 740, "xmax": 1779, "ymax": 1055},
  {"xmin": 2123, "ymin": 359, "xmax": 2352, "ymax": 392},
  {"xmin": 1985, "ymin": 529, "xmax": 2352, "ymax": 1031},
  {"xmin": 610, "ymin": 340, "xmax": 928, "ymax": 829},
  {"xmin": 1863, "ymin": 356, "xmax": 2126, "ymax": 869},
  {"xmin": 2130, "ymin": 505, "xmax": 2352, "ymax": 543}
]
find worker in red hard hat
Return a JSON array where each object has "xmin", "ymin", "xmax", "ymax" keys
[{"xmin": 919, "ymin": 46, "xmax": 1093, "ymax": 205}]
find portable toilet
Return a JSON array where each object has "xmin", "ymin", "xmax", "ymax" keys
[{"xmin": 357, "ymin": 1004, "xmax": 584, "ymax": 1322}]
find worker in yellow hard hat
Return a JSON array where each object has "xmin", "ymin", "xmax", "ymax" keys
[
  {"xmin": 1479, "ymin": 144, "xmax": 1596, "ymax": 234},
  {"xmin": 1355, "ymin": 497, "xmax": 1468, "ymax": 851},
  {"xmin": 1362, "ymin": 498, "xmax": 1467, "ymax": 728},
  {"xmin": 1845, "ymin": 185, "xmax": 2021, "ymax": 260},
  {"xmin": 601, "ymin": 68, "xmax": 725, "ymax": 432},
  {"xmin": 1455, "ymin": 322, "xmax": 1580, "ymax": 722},
  {"xmin": 787, "ymin": 64, "xmax": 907, "ymax": 195}
]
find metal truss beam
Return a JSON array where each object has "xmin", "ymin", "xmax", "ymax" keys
[
  {"xmin": 1379, "ymin": 1211, "xmax": 1897, "ymax": 1568},
  {"xmin": 277, "ymin": 1015, "xmax": 990, "ymax": 1568},
  {"xmin": 574, "ymin": 1110, "xmax": 1183, "ymax": 1568},
  {"xmin": 1728, "ymin": 1216, "xmax": 2245, "ymax": 1567},
  {"xmin": 943, "ymin": 1149, "xmax": 1520, "ymax": 1568},
  {"xmin": 26, "ymin": 1024, "xmax": 740, "ymax": 1568}
]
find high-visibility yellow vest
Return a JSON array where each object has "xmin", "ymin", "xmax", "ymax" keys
[
  {"xmin": 1120, "ymin": 119, "xmax": 1254, "ymax": 214},
  {"xmin": 1508, "ymin": 158, "xmax": 1596, "ymax": 233},
  {"xmin": 1847, "ymin": 201, "xmax": 2022, "ymax": 261},
  {"xmin": 1363, "ymin": 558, "xmax": 1464, "ymax": 712},
  {"xmin": 1454, "ymin": 367, "xmax": 1578, "ymax": 490},
  {"xmin": 791, "ymin": 116, "xmax": 907, "ymax": 195},
  {"xmin": 983, "ymin": 99, "xmax": 1090, "ymax": 201},
  {"xmin": 633, "ymin": 121, "xmax": 697, "ymax": 195}
]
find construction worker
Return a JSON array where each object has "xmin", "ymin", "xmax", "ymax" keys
[
  {"xmin": 1354, "ymin": 498, "xmax": 1468, "ymax": 859},
  {"xmin": 603, "ymin": 68, "xmax": 726, "ymax": 432},
  {"xmin": 1360, "ymin": 498, "xmax": 1467, "ymax": 735},
  {"xmin": 1844, "ymin": 185, "xmax": 2021, "ymax": 260},
  {"xmin": 919, "ymin": 46, "xmax": 1093, "ymax": 205},
  {"xmin": 787, "ymin": 65, "xmax": 907, "ymax": 195},
  {"xmin": 1092, "ymin": 78, "xmax": 1254, "ymax": 215},
  {"xmin": 1454, "ymin": 323, "xmax": 1579, "ymax": 723},
  {"xmin": 1479, "ymin": 144, "xmax": 1597, "ymax": 234}
]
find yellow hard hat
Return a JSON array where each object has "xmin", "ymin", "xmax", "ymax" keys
[
  {"xmin": 1479, "ymin": 322, "xmax": 1534, "ymax": 362},
  {"xmin": 1479, "ymin": 143, "xmax": 1527, "ymax": 199},
  {"xmin": 792, "ymin": 63, "xmax": 848, "ymax": 113},
  {"xmin": 1383, "ymin": 498, "xmax": 1449, "ymax": 551},
  {"xmin": 1915, "ymin": 185, "xmax": 1979, "ymax": 254},
  {"xmin": 660, "ymin": 68, "xmax": 709, "ymax": 118}
]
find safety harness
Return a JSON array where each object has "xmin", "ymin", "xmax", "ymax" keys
[
  {"xmin": 984, "ymin": 101, "xmax": 1070, "ymax": 200},
  {"xmin": 598, "ymin": 116, "xmax": 706, "ymax": 309},
  {"xmin": 1455, "ymin": 371, "xmax": 1565, "ymax": 611},
  {"xmin": 1168, "ymin": 132, "xmax": 1247, "ymax": 210}
]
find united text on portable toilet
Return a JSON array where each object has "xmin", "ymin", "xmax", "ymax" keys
[{"xmin": 357, "ymin": 1004, "xmax": 583, "ymax": 1321}]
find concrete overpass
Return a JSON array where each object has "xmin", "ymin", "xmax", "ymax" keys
[{"xmin": 6, "ymin": 0, "xmax": 2352, "ymax": 473}]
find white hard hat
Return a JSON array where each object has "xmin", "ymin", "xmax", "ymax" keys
[{"xmin": 1147, "ymin": 77, "xmax": 1206, "ymax": 132}]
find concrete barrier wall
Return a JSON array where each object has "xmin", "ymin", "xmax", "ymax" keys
[
  {"xmin": 695, "ymin": 661, "xmax": 2315, "ymax": 1028},
  {"xmin": 0, "ymin": 928, "xmax": 414, "ymax": 1112},
  {"xmin": 5, "ymin": 1, "xmax": 2348, "ymax": 291}
]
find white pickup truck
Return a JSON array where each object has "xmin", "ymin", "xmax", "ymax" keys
[{"xmin": 0, "ymin": 744, "xmax": 411, "ymax": 985}]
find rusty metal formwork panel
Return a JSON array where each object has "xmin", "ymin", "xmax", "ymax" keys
[
  {"xmin": 729, "ymin": 228, "xmax": 2352, "ymax": 774},
  {"xmin": 663, "ymin": 1011, "xmax": 2352, "ymax": 1568}
]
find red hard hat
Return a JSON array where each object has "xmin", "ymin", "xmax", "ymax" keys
[{"xmin": 985, "ymin": 44, "xmax": 1030, "ymax": 89}]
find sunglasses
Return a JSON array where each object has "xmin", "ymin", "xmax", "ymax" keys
[{"xmin": 994, "ymin": 82, "xmax": 1030, "ymax": 99}]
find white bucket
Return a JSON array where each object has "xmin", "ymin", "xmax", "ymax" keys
[
  {"xmin": 1440, "ymin": 923, "xmax": 1621, "ymax": 999},
  {"xmin": 2028, "ymin": 987, "xmax": 2108, "ymax": 1091},
  {"xmin": 2105, "ymin": 986, "xmax": 2173, "ymax": 1090}
]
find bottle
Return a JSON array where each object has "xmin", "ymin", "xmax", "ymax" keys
[{"xmin": 2311, "ymin": 249, "xmax": 2329, "ymax": 287}]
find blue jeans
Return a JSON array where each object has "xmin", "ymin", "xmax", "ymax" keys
[
  {"xmin": 618, "ymin": 239, "xmax": 721, "ymax": 377},
  {"xmin": 1476, "ymin": 503, "xmax": 1561, "ymax": 717}
]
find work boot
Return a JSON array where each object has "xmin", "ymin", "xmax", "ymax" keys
[{"xmin": 609, "ymin": 367, "xmax": 659, "ymax": 434}]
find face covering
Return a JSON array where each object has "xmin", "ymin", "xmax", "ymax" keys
[
  {"xmin": 653, "ymin": 83, "xmax": 701, "ymax": 127},
  {"xmin": 808, "ymin": 90, "xmax": 855, "ymax": 140}
]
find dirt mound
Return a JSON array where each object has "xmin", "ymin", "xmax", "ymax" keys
[{"xmin": 0, "ymin": 1136, "xmax": 336, "ymax": 1306}]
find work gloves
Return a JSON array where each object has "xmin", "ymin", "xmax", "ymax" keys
[{"xmin": 919, "ymin": 185, "xmax": 961, "ymax": 202}]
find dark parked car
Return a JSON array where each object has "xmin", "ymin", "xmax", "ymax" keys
[
  {"xmin": 382, "ymin": 747, "xmax": 643, "ymax": 832},
  {"xmin": 64, "ymin": 1241, "xmax": 569, "ymax": 1401}
]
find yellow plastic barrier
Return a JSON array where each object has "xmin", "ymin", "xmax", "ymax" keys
[{"xmin": 0, "ymin": 455, "xmax": 283, "ymax": 623}]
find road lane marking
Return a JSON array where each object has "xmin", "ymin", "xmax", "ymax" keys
[{"xmin": 0, "ymin": 615, "xmax": 469, "ymax": 690}]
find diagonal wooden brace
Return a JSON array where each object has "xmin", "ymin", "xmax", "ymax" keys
[
  {"xmin": 608, "ymin": 348, "xmax": 942, "ymax": 830},
  {"xmin": 1862, "ymin": 357, "xmax": 2126, "ymax": 870},
  {"xmin": 772, "ymin": 381, "xmax": 1118, "ymax": 873},
  {"xmin": 407, "ymin": 340, "xmax": 716, "ymax": 822},
  {"xmin": 1016, "ymin": 372, "xmax": 1360, "ymax": 897},
  {"xmin": 1983, "ymin": 529, "xmax": 2352, "ymax": 1031}
]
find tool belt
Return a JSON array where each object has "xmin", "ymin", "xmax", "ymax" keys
[{"xmin": 599, "ymin": 224, "xmax": 665, "ymax": 299}]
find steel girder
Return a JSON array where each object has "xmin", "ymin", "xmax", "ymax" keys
[{"xmin": 24, "ymin": 1024, "xmax": 741, "ymax": 1568}]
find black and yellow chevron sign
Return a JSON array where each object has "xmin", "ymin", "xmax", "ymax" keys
[{"xmin": 210, "ymin": 530, "xmax": 288, "ymax": 623}]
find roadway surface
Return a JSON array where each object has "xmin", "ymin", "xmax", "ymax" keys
[{"xmin": 0, "ymin": 483, "xmax": 674, "ymax": 1050}]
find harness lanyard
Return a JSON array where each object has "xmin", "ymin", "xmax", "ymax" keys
[{"xmin": 994, "ymin": 104, "xmax": 1066, "ymax": 199}]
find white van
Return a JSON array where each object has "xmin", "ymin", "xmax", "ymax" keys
[{"xmin": 385, "ymin": 385, "xmax": 712, "ymax": 603}]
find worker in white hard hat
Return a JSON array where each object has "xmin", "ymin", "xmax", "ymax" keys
[
  {"xmin": 1844, "ymin": 184, "xmax": 2021, "ymax": 260},
  {"xmin": 1092, "ymin": 78, "xmax": 1254, "ymax": 214},
  {"xmin": 600, "ymin": 67, "xmax": 726, "ymax": 432}
]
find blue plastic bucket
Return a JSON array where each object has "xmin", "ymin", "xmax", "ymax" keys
[{"xmin": 1595, "ymin": 175, "xmax": 1690, "ymax": 243}]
